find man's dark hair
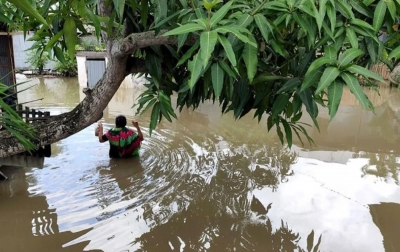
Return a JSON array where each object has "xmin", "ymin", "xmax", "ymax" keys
[{"xmin": 115, "ymin": 115, "xmax": 127, "ymax": 128}]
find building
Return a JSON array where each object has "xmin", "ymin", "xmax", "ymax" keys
[{"xmin": 0, "ymin": 22, "xmax": 17, "ymax": 105}]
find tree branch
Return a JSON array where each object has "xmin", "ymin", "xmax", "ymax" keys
[{"xmin": 114, "ymin": 30, "xmax": 197, "ymax": 57}]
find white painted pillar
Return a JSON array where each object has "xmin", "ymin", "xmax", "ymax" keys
[{"xmin": 76, "ymin": 56, "xmax": 87, "ymax": 87}]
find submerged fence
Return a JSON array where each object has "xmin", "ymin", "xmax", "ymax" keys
[{"xmin": 0, "ymin": 105, "xmax": 52, "ymax": 159}]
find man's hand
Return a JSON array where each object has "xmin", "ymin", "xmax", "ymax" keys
[
  {"xmin": 97, "ymin": 122, "xmax": 105, "ymax": 142},
  {"xmin": 132, "ymin": 121, "xmax": 144, "ymax": 140},
  {"xmin": 132, "ymin": 121, "xmax": 139, "ymax": 128}
]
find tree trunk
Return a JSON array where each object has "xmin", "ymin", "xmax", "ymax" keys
[
  {"xmin": 390, "ymin": 64, "xmax": 400, "ymax": 84},
  {"xmin": 0, "ymin": 53, "xmax": 128, "ymax": 158},
  {"xmin": 0, "ymin": 0, "xmax": 185, "ymax": 158}
]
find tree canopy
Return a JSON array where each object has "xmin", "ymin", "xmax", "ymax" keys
[{"xmin": 1, "ymin": 0, "xmax": 400, "ymax": 156}]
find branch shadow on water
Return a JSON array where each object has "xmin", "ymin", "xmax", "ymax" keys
[{"xmin": 127, "ymin": 139, "xmax": 323, "ymax": 251}]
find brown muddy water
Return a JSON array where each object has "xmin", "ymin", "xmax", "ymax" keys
[{"xmin": 1, "ymin": 76, "xmax": 400, "ymax": 252}]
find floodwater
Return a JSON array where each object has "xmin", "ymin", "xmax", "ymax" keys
[{"xmin": 0, "ymin": 76, "xmax": 400, "ymax": 252}]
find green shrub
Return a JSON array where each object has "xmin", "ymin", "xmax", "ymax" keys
[
  {"xmin": 26, "ymin": 51, "xmax": 49, "ymax": 74},
  {"xmin": 54, "ymin": 53, "xmax": 77, "ymax": 77}
]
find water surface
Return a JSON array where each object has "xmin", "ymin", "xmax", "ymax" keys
[{"xmin": 0, "ymin": 77, "xmax": 399, "ymax": 252}]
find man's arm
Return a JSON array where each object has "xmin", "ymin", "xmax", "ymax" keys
[
  {"xmin": 97, "ymin": 122, "xmax": 107, "ymax": 143},
  {"xmin": 132, "ymin": 121, "xmax": 144, "ymax": 140}
]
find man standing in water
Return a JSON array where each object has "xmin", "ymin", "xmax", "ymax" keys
[{"xmin": 96, "ymin": 115, "xmax": 144, "ymax": 158}]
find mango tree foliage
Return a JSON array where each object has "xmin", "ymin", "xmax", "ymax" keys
[
  {"xmin": 2, "ymin": 0, "xmax": 400, "ymax": 148},
  {"xmin": 0, "ymin": 83, "xmax": 37, "ymax": 151}
]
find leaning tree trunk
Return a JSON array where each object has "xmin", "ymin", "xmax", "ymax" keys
[
  {"xmin": 0, "ymin": 52, "xmax": 128, "ymax": 158},
  {"xmin": 0, "ymin": 9, "xmax": 181, "ymax": 158},
  {"xmin": 0, "ymin": 0, "xmax": 130, "ymax": 158},
  {"xmin": 390, "ymin": 64, "xmax": 400, "ymax": 85}
]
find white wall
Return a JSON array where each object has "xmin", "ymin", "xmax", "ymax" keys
[
  {"xmin": 77, "ymin": 56, "xmax": 87, "ymax": 87},
  {"xmin": 76, "ymin": 55, "xmax": 147, "ymax": 88},
  {"xmin": 12, "ymin": 33, "xmax": 56, "ymax": 70}
]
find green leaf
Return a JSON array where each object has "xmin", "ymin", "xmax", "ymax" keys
[
  {"xmin": 281, "ymin": 119, "xmax": 293, "ymax": 147},
  {"xmin": 163, "ymin": 23, "xmax": 205, "ymax": 36},
  {"xmin": 228, "ymin": 14, "xmax": 255, "ymax": 46},
  {"xmin": 264, "ymin": 1, "xmax": 288, "ymax": 11},
  {"xmin": 177, "ymin": 33, "xmax": 188, "ymax": 51},
  {"xmin": 341, "ymin": 72, "xmax": 373, "ymax": 110},
  {"xmin": 194, "ymin": 18, "xmax": 209, "ymax": 30},
  {"xmin": 141, "ymin": 0, "xmax": 149, "ymax": 27},
  {"xmin": 326, "ymin": 2, "xmax": 336, "ymax": 32},
  {"xmin": 301, "ymin": 70, "xmax": 323, "ymax": 91},
  {"xmin": 346, "ymin": 27, "xmax": 358, "ymax": 49},
  {"xmin": 272, "ymin": 94, "xmax": 290, "ymax": 116},
  {"xmin": 113, "ymin": 0, "xmax": 125, "ymax": 20},
  {"xmin": 327, "ymin": 80, "xmax": 343, "ymax": 120},
  {"xmin": 0, "ymin": 12, "xmax": 12, "ymax": 23},
  {"xmin": 316, "ymin": 0, "xmax": 325, "ymax": 32},
  {"xmin": 350, "ymin": 0, "xmax": 372, "ymax": 17},
  {"xmin": 373, "ymin": 1, "xmax": 387, "ymax": 32},
  {"xmin": 53, "ymin": 46, "xmax": 65, "ymax": 64},
  {"xmin": 297, "ymin": 3, "xmax": 315, "ymax": 17},
  {"xmin": 252, "ymin": 74, "xmax": 287, "ymax": 85},
  {"xmin": 236, "ymin": 12, "xmax": 254, "ymax": 28},
  {"xmin": 276, "ymin": 123, "xmax": 284, "ymax": 145},
  {"xmin": 254, "ymin": 14, "xmax": 273, "ymax": 42},
  {"xmin": 292, "ymin": 12, "xmax": 315, "ymax": 49},
  {"xmin": 64, "ymin": 17, "xmax": 78, "ymax": 59},
  {"xmin": 277, "ymin": 77, "xmax": 301, "ymax": 93},
  {"xmin": 387, "ymin": 0, "xmax": 396, "ymax": 21},
  {"xmin": 149, "ymin": 102, "xmax": 160, "ymax": 135},
  {"xmin": 154, "ymin": 0, "xmax": 168, "ymax": 24},
  {"xmin": 219, "ymin": 60, "xmax": 238, "ymax": 78},
  {"xmin": 200, "ymin": 31, "xmax": 218, "ymax": 67},
  {"xmin": 347, "ymin": 65, "xmax": 384, "ymax": 82},
  {"xmin": 160, "ymin": 102, "xmax": 172, "ymax": 122},
  {"xmin": 336, "ymin": 1, "xmax": 355, "ymax": 19},
  {"xmin": 363, "ymin": 0, "xmax": 375, "ymax": 6},
  {"xmin": 338, "ymin": 48, "xmax": 364, "ymax": 67},
  {"xmin": 211, "ymin": 62, "xmax": 225, "ymax": 98},
  {"xmin": 298, "ymin": 51, "xmax": 314, "ymax": 76},
  {"xmin": 388, "ymin": 44, "xmax": 400, "ymax": 59},
  {"xmin": 218, "ymin": 35, "xmax": 237, "ymax": 67},
  {"xmin": 177, "ymin": 40, "xmax": 200, "ymax": 66},
  {"xmin": 210, "ymin": 0, "xmax": 233, "ymax": 28},
  {"xmin": 349, "ymin": 18, "xmax": 375, "ymax": 32},
  {"xmin": 299, "ymin": 89, "xmax": 316, "ymax": 117},
  {"xmin": 154, "ymin": 9, "xmax": 184, "ymax": 29},
  {"xmin": 322, "ymin": 21, "xmax": 335, "ymax": 41},
  {"xmin": 44, "ymin": 30, "xmax": 63, "ymax": 51},
  {"xmin": 215, "ymin": 26, "xmax": 257, "ymax": 47},
  {"xmin": 316, "ymin": 67, "xmax": 340, "ymax": 94},
  {"xmin": 324, "ymin": 45, "xmax": 337, "ymax": 60},
  {"xmin": 270, "ymin": 40, "xmax": 288, "ymax": 58},
  {"xmin": 86, "ymin": 7, "xmax": 101, "ymax": 39},
  {"xmin": 188, "ymin": 53, "xmax": 203, "ymax": 89},
  {"xmin": 243, "ymin": 36, "xmax": 258, "ymax": 82},
  {"xmin": 8, "ymin": 0, "xmax": 49, "ymax": 27},
  {"xmin": 305, "ymin": 56, "xmax": 331, "ymax": 75}
]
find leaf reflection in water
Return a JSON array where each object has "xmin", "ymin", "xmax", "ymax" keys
[
  {"xmin": 130, "ymin": 144, "xmax": 321, "ymax": 252},
  {"xmin": 354, "ymin": 152, "xmax": 400, "ymax": 185}
]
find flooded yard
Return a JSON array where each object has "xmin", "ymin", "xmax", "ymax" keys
[{"xmin": 0, "ymin": 77, "xmax": 399, "ymax": 252}]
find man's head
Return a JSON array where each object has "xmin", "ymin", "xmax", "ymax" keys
[{"xmin": 115, "ymin": 115, "xmax": 127, "ymax": 128}]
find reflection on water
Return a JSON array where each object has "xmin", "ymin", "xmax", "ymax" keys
[{"xmin": 0, "ymin": 77, "xmax": 399, "ymax": 251}]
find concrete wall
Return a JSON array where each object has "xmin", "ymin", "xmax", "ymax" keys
[{"xmin": 12, "ymin": 33, "xmax": 56, "ymax": 70}]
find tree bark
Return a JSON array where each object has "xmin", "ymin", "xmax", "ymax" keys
[{"xmin": 0, "ymin": 54, "xmax": 128, "ymax": 158}]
